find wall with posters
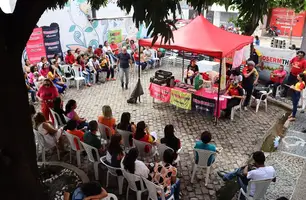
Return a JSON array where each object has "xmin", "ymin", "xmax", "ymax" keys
[
  {"xmin": 269, "ymin": 8, "xmax": 306, "ymax": 37},
  {"xmin": 23, "ymin": 0, "xmax": 139, "ymax": 62}
]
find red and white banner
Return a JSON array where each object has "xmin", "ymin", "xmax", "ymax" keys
[
  {"xmin": 26, "ymin": 27, "xmax": 46, "ymax": 64},
  {"xmin": 270, "ymin": 8, "xmax": 306, "ymax": 37},
  {"xmin": 149, "ymin": 83, "xmax": 172, "ymax": 103}
]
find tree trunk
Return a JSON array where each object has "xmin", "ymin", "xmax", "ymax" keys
[{"xmin": 0, "ymin": 0, "xmax": 51, "ymax": 199}]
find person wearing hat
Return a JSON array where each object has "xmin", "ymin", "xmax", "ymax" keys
[
  {"xmin": 184, "ymin": 59, "xmax": 199, "ymax": 85},
  {"xmin": 223, "ymin": 81, "xmax": 244, "ymax": 118},
  {"xmin": 242, "ymin": 60, "xmax": 259, "ymax": 110}
]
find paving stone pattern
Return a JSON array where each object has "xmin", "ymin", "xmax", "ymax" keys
[{"xmin": 41, "ymin": 63, "xmax": 285, "ymax": 200}]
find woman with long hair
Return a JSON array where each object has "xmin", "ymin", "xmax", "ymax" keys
[
  {"xmin": 134, "ymin": 121, "xmax": 154, "ymax": 143},
  {"xmin": 34, "ymin": 112, "xmax": 64, "ymax": 150},
  {"xmin": 65, "ymin": 99, "xmax": 87, "ymax": 129},
  {"xmin": 53, "ymin": 97, "xmax": 66, "ymax": 125},
  {"xmin": 36, "ymin": 78, "xmax": 59, "ymax": 120},
  {"xmin": 122, "ymin": 148, "xmax": 149, "ymax": 180},
  {"xmin": 39, "ymin": 63, "xmax": 50, "ymax": 78},
  {"xmin": 107, "ymin": 133, "xmax": 124, "ymax": 168},
  {"xmin": 98, "ymin": 105, "xmax": 116, "ymax": 136},
  {"xmin": 289, "ymin": 73, "xmax": 305, "ymax": 121},
  {"xmin": 160, "ymin": 125, "xmax": 181, "ymax": 153},
  {"xmin": 117, "ymin": 112, "xmax": 136, "ymax": 133}
]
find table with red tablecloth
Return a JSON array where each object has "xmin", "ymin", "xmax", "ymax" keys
[{"xmin": 149, "ymin": 83, "xmax": 227, "ymax": 117}]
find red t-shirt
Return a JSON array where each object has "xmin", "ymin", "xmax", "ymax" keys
[
  {"xmin": 290, "ymin": 57, "xmax": 306, "ymax": 76},
  {"xmin": 37, "ymin": 86, "xmax": 59, "ymax": 101},
  {"xmin": 270, "ymin": 69, "xmax": 287, "ymax": 83},
  {"xmin": 110, "ymin": 44, "xmax": 119, "ymax": 55},
  {"xmin": 67, "ymin": 130, "xmax": 84, "ymax": 150},
  {"xmin": 65, "ymin": 54, "xmax": 75, "ymax": 65},
  {"xmin": 94, "ymin": 48, "xmax": 103, "ymax": 57}
]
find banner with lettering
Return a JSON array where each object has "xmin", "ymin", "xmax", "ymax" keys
[
  {"xmin": 149, "ymin": 83, "xmax": 171, "ymax": 103},
  {"xmin": 108, "ymin": 30, "xmax": 122, "ymax": 43},
  {"xmin": 170, "ymin": 89, "xmax": 192, "ymax": 110},
  {"xmin": 192, "ymin": 94, "xmax": 216, "ymax": 116},
  {"xmin": 256, "ymin": 46, "xmax": 296, "ymax": 82},
  {"xmin": 42, "ymin": 25, "xmax": 63, "ymax": 62},
  {"xmin": 26, "ymin": 27, "xmax": 46, "ymax": 64}
]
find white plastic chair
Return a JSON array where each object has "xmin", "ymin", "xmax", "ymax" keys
[
  {"xmin": 238, "ymin": 178, "xmax": 273, "ymax": 200},
  {"xmin": 162, "ymin": 51, "xmax": 178, "ymax": 68},
  {"xmin": 132, "ymin": 139, "xmax": 157, "ymax": 161},
  {"xmin": 122, "ymin": 170, "xmax": 148, "ymax": 200},
  {"xmin": 230, "ymin": 89, "xmax": 246, "ymax": 121},
  {"xmin": 251, "ymin": 89, "xmax": 272, "ymax": 113},
  {"xmin": 100, "ymin": 156, "xmax": 124, "ymax": 195},
  {"xmin": 80, "ymin": 141, "xmax": 100, "ymax": 180},
  {"xmin": 49, "ymin": 108, "xmax": 66, "ymax": 129},
  {"xmin": 71, "ymin": 65, "xmax": 85, "ymax": 90},
  {"xmin": 116, "ymin": 129, "xmax": 133, "ymax": 150},
  {"xmin": 98, "ymin": 123, "xmax": 111, "ymax": 144},
  {"xmin": 142, "ymin": 177, "xmax": 175, "ymax": 200},
  {"xmin": 191, "ymin": 148, "xmax": 216, "ymax": 185},
  {"xmin": 150, "ymin": 49, "xmax": 160, "ymax": 67},
  {"xmin": 33, "ymin": 129, "xmax": 60, "ymax": 163},
  {"xmin": 64, "ymin": 131, "xmax": 84, "ymax": 168},
  {"xmin": 61, "ymin": 65, "xmax": 75, "ymax": 87},
  {"xmin": 101, "ymin": 193, "xmax": 118, "ymax": 200}
]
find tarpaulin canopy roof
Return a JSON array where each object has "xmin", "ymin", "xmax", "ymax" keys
[{"xmin": 139, "ymin": 15, "xmax": 253, "ymax": 58}]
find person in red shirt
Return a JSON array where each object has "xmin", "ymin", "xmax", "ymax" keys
[
  {"xmin": 223, "ymin": 81, "xmax": 244, "ymax": 118},
  {"xmin": 110, "ymin": 40, "xmax": 119, "ymax": 55},
  {"xmin": 65, "ymin": 50, "xmax": 75, "ymax": 65},
  {"xmin": 266, "ymin": 65, "xmax": 287, "ymax": 98},
  {"xmin": 94, "ymin": 45, "xmax": 103, "ymax": 58},
  {"xmin": 282, "ymin": 51, "xmax": 306, "ymax": 97},
  {"xmin": 36, "ymin": 79, "xmax": 59, "ymax": 120}
]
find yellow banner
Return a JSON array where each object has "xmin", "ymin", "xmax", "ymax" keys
[{"xmin": 170, "ymin": 89, "xmax": 192, "ymax": 110}]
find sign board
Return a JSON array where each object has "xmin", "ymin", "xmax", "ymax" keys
[
  {"xmin": 108, "ymin": 29, "xmax": 122, "ymax": 43},
  {"xmin": 256, "ymin": 46, "xmax": 296, "ymax": 82}
]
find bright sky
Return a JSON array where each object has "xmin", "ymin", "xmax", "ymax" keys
[{"xmin": 0, "ymin": 0, "xmax": 16, "ymax": 13}]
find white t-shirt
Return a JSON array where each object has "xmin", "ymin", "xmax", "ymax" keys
[
  {"xmin": 87, "ymin": 59, "xmax": 100, "ymax": 71},
  {"xmin": 103, "ymin": 46, "xmax": 112, "ymax": 53},
  {"xmin": 134, "ymin": 160, "xmax": 149, "ymax": 180},
  {"xmin": 247, "ymin": 166, "xmax": 276, "ymax": 196},
  {"xmin": 143, "ymin": 49, "xmax": 152, "ymax": 58}
]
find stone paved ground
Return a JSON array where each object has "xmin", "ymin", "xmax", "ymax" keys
[{"xmin": 41, "ymin": 62, "xmax": 286, "ymax": 200}]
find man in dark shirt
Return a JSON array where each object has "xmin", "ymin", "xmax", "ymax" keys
[
  {"xmin": 117, "ymin": 46, "xmax": 132, "ymax": 89},
  {"xmin": 242, "ymin": 60, "xmax": 259, "ymax": 110},
  {"xmin": 84, "ymin": 120, "xmax": 103, "ymax": 155}
]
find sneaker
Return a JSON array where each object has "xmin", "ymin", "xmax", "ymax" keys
[
  {"xmin": 106, "ymin": 78, "xmax": 110, "ymax": 81},
  {"xmin": 217, "ymin": 171, "xmax": 227, "ymax": 181},
  {"xmin": 112, "ymin": 78, "xmax": 116, "ymax": 81},
  {"xmin": 244, "ymin": 107, "xmax": 248, "ymax": 111}
]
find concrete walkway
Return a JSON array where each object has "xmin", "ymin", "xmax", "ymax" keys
[{"xmin": 265, "ymin": 107, "xmax": 306, "ymax": 199}]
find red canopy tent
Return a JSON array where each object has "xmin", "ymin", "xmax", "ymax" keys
[
  {"xmin": 139, "ymin": 16, "xmax": 254, "ymax": 124},
  {"xmin": 138, "ymin": 15, "xmax": 253, "ymax": 59}
]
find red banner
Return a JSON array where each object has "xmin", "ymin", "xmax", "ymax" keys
[
  {"xmin": 26, "ymin": 28, "xmax": 46, "ymax": 64},
  {"xmin": 149, "ymin": 83, "xmax": 171, "ymax": 103},
  {"xmin": 269, "ymin": 8, "xmax": 306, "ymax": 37}
]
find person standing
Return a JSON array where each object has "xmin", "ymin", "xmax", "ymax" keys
[
  {"xmin": 288, "ymin": 73, "xmax": 305, "ymax": 121},
  {"xmin": 254, "ymin": 36, "xmax": 260, "ymax": 46},
  {"xmin": 117, "ymin": 46, "xmax": 132, "ymax": 89},
  {"xmin": 265, "ymin": 65, "xmax": 287, "ymax": 98},
  {"xmin": 282, "ymin": 51, "xmax": 306, "ymax": 97},
  {"xmin": 242, "ymin": 60, "xmax": 259, "ymax": 110}
]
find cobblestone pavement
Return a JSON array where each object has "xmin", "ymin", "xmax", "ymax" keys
[{"xmin": 43, "ymin": 63, "xmax": 286, "ymax": 200}]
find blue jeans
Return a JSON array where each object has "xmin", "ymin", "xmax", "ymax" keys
[
  {"xmin": 223, "ymin": 168, "xmax": 247, "ymax": 198},
  {"xmin": 28, "ymin": 89, "xmax": 36, "ymax": 102},
  {"xmin": 120, "ymin": 67, "xmax": 129, "ymax": 85},
  {"xmin": 52, "ymin": 79, "xmax": 67, "ymax": 94},
  {"xmin": 292, "ymin": 91, "xmax": 301, "ymax": 117},
  {"xmin": 80, "ymin": 71, "xmax": 90, "ymax": 84},
  {"xmin": 135, "ymin": 61, "xmax": 147, "ymax": 70},
  {"xmin": 147, "ymin": 59, "xmax": 154, "ymax": 65}
]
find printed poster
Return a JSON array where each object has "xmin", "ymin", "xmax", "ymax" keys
[
  {"xmin": 192, "ymin": 94, "xmax": 216, "ymax": 116},
  {"xmin": 26, "ymin": 27, "xmax": 46, "ymax": 64},
  {"xmin": 108, "ymin": 30, "xmax": 122, "ymax": 43},
  {"xmin": 42, "ymin": 25, "xmax": 63, "ymax": 62},
  {"xmin": 149, "ymin": 83, "xmax": 171, "ymax": 103},
  {"xmin": 170, "ymin": 89, "xmax": 192, "ymax": 110}
]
